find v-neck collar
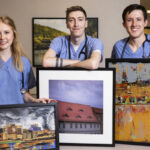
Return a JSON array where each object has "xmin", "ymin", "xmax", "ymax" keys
[{"xmin": 0, "ymin": 56, "xmax": 12, "ymax": 68}]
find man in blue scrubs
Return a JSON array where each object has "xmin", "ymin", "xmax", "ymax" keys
[
  {"xmin": 42, "ymin": 6, "xmax": 103, "ymax": 69},
  {"xmin": 111, "ymin": 4, "xmax": 150, "ymax": 58}
]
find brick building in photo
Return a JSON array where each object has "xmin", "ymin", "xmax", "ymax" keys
[{"xmin": 58, "ymin": 101, "xmax": 103, "ymax": 134}]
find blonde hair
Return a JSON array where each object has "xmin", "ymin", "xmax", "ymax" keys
[{"xmin": 0, "ymin": 16, "xmax": 28, "ymax": 72}]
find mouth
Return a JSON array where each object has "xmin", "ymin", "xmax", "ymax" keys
[
  {"xmin": 73, "ymin": 28, "xmax": 80, "ymax": 31},
  {"xmin": 131, "ymin": 27, "xmax": 139, "ymax": 32},
  {"xmin": 0, "ymin": 41, "xmax": 7, "ymax": 45}
]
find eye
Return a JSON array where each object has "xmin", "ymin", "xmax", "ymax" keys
[
  {"xmin": 127, "ymin": 18, "xmax": 132, "ymax": 22},
  {"xmin": 137, "ymin": 18, "xmax": 142, "ymax": 21},
  {"xmin": 4, "ymin": 31, "xmax": 10, "ymax": 34},
  {"xmin": 79, "ymin": 18, "xmax": 83, "ymax": 21},
  {"xmin": 68, "ymin": 18, "xmax": 74, "ymax": 22},
  {"xmin": 78, "ymin": 18, "xmax": 84, "ymax": 22}
]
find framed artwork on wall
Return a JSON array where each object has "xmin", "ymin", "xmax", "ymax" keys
[
  {"xmin": 0, "ymin": 103, "xmax": 59, "ymax": 150},
  {"xmin": 106, "ymin": 58, "xmax": 150, "ymax": 146},
  {"xmin": 36, "ymin": 68, "xmax": 115, "ymax": 146},
  {"xmin": 32, "ymin": 17, "xmax": 98, "ymax": 67}
]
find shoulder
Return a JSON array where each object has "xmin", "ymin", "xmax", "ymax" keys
[
  {"xmin": 113, "ymin": 37, "xmax": 128, "ymax": 48},
  {"xmin": 146, "ymin": 34, "xmax": 150, "ymax": 40},
  {"xmin": 87, "ymin": 35, "xmax": 102, "ymax": 43},
  {"xmin": 111, "ymin": 37, "xmax": 128, "ymax": 58},
  {"xmin": 21, "ymin": 56, "xmax": 30, "ymax": 64},
  {"xmin": 52, "ymin": 36, "xmax": 69, "ymax": 42},
  {"xmin": 21, "ymin": 56, "xmax": 31, "ymax": 70},
  {"xmin": 87, "ymin": 35, "xmax": 103, "ymax": 46}
]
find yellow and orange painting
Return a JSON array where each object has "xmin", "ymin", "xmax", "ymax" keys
[
  {"xmin": 116, "ymin": 104, "xmax": 150, "ymax": 142},
  {"xmin": 107, "ymin": 59, "xmax": 150, "ymax": 143}
]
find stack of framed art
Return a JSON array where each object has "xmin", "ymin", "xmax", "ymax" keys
[
  {"xmin": 36, "ymin": 68, "xmax": 115, "ymax": 146},
  {"xmin": 106, "ymin": 58, "xmax": 150, "ymax": 146}
]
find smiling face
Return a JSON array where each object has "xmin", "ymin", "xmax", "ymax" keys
[
  {"xmin": 0, "ymin": 21, "xmax": 14, "ymax": 52},
  {"xmin": 66, "ymin": 10, "xmax": 88, "ymax": 38},
  {"xmin": 123, "ymin": 10, "xmax": 148, "ymax": 39}
]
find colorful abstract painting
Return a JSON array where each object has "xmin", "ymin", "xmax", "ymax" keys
[{"xmin": 106, "ymin": 59, "xmax": 150, "ymax": 145}]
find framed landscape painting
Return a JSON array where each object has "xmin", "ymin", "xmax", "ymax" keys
[
  {"xmin": 32, "ymin": 17, "xmax": 98, "ymax": 66},
  {"xmin": 106, "ymin": 58, "xmax": 150, "ymax": 146},
  {"xmin": 36, "ymin": 68, "xmax": 115, "ymax": 146},
  {"xmin": 0, "ymin": 103, "xmax": 59, "ymax": 150}
]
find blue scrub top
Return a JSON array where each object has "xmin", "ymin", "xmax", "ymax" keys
[
  {"xmin": 111, "ymin": 34, "xmax": 150, "ymax": 58},
  {"xmin": 0, "ymin": 56, "xmax": 36, "ymax": 105},
  {"xmin": 50, "ymin": 35, "xmax": 104, "ymax": 62}
]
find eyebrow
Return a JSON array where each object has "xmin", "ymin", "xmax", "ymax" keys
[{"xmin": 68, "ymin": 16, "xmax": 85, "ymax": 19}]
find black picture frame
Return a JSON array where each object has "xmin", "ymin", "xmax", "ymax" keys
[
  {"xmin": 32, "ymin": 17, "xmax": 98, "ymax": 67},
  {"xmin": 36, "ymin": 68, "xmax": 115, "ymax": 146},
  {"xmin": 106, "ymin": 58, "xmax": 150, "ymax": 146},
  {"xmin": 0, "ymin": 103, "xmax": 59, "ymax": 150}
]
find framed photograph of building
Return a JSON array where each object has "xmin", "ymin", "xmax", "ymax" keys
[
  {"xmin": 106, "ymin": 58, "xmax": 150, "ymax": 146},
  {"xmin": 32, "ymin": 17, "xmax": 98, "ymax": 66},
  {"xmin": 36, "ymin": 68, "xmax": 115, "ymax": 146},
  {"xmin": 0, "ymin": 103, "xmax": 59, "ymax": 150}
]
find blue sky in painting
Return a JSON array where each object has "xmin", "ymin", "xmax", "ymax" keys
[{"xmin": 49, "ymin": 80, "xmax": 103, "ymax": 108}]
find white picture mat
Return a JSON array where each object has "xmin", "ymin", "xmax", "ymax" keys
[{"xmin": 38, "ymin": 70, "xmax": 114, "ymax": 144}]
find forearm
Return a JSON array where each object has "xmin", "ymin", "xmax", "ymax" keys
[
  {"xmin": 69, "ymin": 58, "xmax": 100, "ymax": 70},
  {"xmin": 43, "ymin": 57, "xmax": 80, "ymax": 67},
  {"xmin": 24, "ymin": 92, "xmax": 36, "ymax": 103},
  {"xmin": 70, "ymin": 51, "xmax": 101, "ymax": 70},
  {"xmin": 24, "ymin": 92, "xmax": 53, "ymax": 104}
]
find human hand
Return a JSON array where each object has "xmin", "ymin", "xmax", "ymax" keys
[{"xmin": 33, "ymin": 98, "xmax": 57, "ymax": 104}]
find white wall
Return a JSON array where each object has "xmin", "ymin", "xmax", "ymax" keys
[{"xmin": 0, "ymin": 0, "xmax": 140, "ymax": 68}]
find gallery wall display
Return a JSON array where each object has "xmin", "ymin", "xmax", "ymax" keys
[
  {"xmin": 0, "ymin": 103, "xmax": 59, "ymax": 150},
  {"xmin": 36, "ymin": 68, "xmax": 115, "ymax": 146},
  {"xmin": 32, "ymin": 17, "xmax": 98, "ymax": 66},
  {"xmin": 106, "ymin": 58, "xmax": 150, "ymax": 146}
]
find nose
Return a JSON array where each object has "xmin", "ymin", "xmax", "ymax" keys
[
  {"xmin": 0, "ymin": 33, "xmax": 4, "ymax": 39},
  {"xmin": 132, "ymin": 19, "xmax": 137, "ymax": 26},
  {"xmin": 74, "ymin": 19, "xmax": 79, "ymax": 26}
]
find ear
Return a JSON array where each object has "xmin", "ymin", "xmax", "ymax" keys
[
  {"xmin": 66, "ymin": 20, "xmax": 69, "ymax": 29},
  {"xmin": 144, "ymin": 19, "xmax": 148, "ymax": 27},
  {"xmin": 122, "ymin": 22, "xmax": 126, "ymax": 28},
  {"xmin": 85, "ymin": 19, "xmax": 88, "ymax": 28}
]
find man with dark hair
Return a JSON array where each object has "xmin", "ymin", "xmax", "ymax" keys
[
  {"xmin": 43, "ymin": 6, "xmax": 103, "ymax": 69},
  {"xmin": 111, "ymin": 4, "xmax": 150, "ymax": 58}
]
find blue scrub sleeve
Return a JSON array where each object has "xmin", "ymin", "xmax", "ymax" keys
[
  {"xmin": 28, "ymin": 67, "xmax": 36, "ymax": 89},
  {"xmin": 111, "ymin": 46, "xmax": 117, "ymax": 58},
  {"xmin": 49, "ymin": 37, "xmax": 62, "ymax": 55}
]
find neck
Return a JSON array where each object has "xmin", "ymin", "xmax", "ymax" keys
[
  {"xmin": 0, "ymin": 49, "xmax": 12, "ymax": 62},
  {"xmin": 129, "ymin": 34, "xmax": 146, "ymax": 52},
  {"xmin": 70, "ymin": 34, "xmax": 85, "ymax": 45}
]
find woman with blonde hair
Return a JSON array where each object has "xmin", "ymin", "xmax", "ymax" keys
[{"xmin": 0, "ymin": 16, "xmax": 51, "ymax": 104}]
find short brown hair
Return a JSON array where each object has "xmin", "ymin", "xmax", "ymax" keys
[
  {"xmin": 66, "ymin": 6, "xmax": 87, "ymax": 20},
  {"xmin": 122, "ymin": 4, "xmax": 147, "ymax": 23}
]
